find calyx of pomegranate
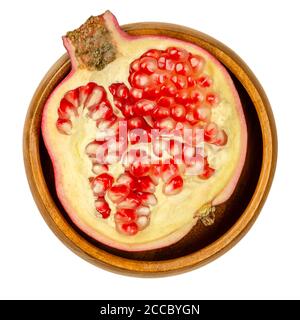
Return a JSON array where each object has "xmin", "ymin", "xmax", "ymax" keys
[{"xmin": 42, "ymin": 11, "xmax": 247, "ymax": 251}]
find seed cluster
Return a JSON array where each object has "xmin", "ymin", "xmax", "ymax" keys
[{"xmin": 56, "ymin": 47, "xmax": 228, "ymax": 236}]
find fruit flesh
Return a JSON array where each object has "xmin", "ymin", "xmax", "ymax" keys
[{"xmin": 42, "ymin": 11, "xmax": 247, "ymax": 251}]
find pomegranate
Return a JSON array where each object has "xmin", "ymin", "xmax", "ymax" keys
[{"xmin": 42, "ymin": 11, "xmax": 247, "ymax": 251}]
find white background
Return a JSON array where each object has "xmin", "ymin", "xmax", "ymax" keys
[{"xmin": 0, "ymin": 0, "xmax": 298, "ymax": 300}]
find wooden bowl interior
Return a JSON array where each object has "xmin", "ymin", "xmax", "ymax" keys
[{"xmin": 39, "ymin": 65, "xmax": 263, "ymax": 262}]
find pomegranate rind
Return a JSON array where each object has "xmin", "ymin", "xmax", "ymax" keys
[{"xmin": 42, "ymin": 11, "xmax": 247, "ymax": 252}]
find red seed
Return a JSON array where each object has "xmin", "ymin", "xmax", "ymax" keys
[
  {"xmin": 116, "ymin": 84, "xmax": 129, "ymax": 99},
  {"xmin": 199, "ymin": 166, "xmax": 215, "ymax": 179},
  {"xmin": 88, "ymin": 101, "xmax": 113, "ymax": 121},
  {"xmin": 142, "ymin": 49, "xmax": 161, "ymax": 59},
  {"xmin": 131, "ymin": 72, "xmax": 151, "ymax": 88},
  {"xmin": 148, "ymin": 164, "xmax": 161, "ymax": 185},
  {"xmin": 80, "ymin": 82, "xmax": 97, "ymax": 93},
  {"xmin": 123, "ymin": 149, "xmax": 148, "ymax": 166},
  {"xmin": 163, "ymin": 175, "xmax": 184, "ymax": 195},
  {"xmin": 127, "ymin": 117, "xmax": 145, "ymax": 129},
  {"xmin": 167, "ymin": 47, "xmax": 188, "ymax": 61},
  {"xmin": 190, "ymin": 89, "xmax": 204, "ymax": 103},
  {"xmin": 118, "ymin": 192, "xmax": 141, "ymax": 209},
  {"xmin": 122, "ymin": 104, "xmax": 134, "ymax": 117},
  {"xmin": 135, "ymin": 176, "xmax": 156, "ymax": 193},
  {"xmin": 157, "ymin": 96, "xmax": 175, "ymax": 108},
  {"xmin": 154, "ymin": 117, "xmax": 176, "ymax": 130},
  {"xmin": 183, "ymin": 144, "xmax": 196, "ymax": 164},
  {"xmin": 58, "ymin": 98, "xmax": 77, "ymax": 119},
  {"xmin": 136, "ymin": 205, "xmax": 151, "ymax": 216},
  {"xmin": 129, "ymin": 161, "xmax": 150, "ymax": 177},
  {"xmin": 108, "ymin": 83, "xmax": 118, "ymax": 96},
  {"xmin": 152, "ymin": 138, "xmax": 168, "ymax": 157},
  {"xmin": 130, "ymin": 59, "xmax": 140, "ymax": 73},
  {"xmin": 191, "ymin": 127, "xmax": 205, "ymax": 146},
  {"xmin": 92, "ymin": 173, "xmax": 114, "ymax": 195},
  {"xmin": 113, "ymin": 99, "xmax": 123, "ymax": 110},
  {"xmin": 199, "ymin": 157, "xmax": 215, "ymax": 179},
  {"xmin": 193, "ymin": 106, "xmax": 211, "ymax": 122},
  {"xmin": 85, "ymin": 141, "xmax": 105, "ymax": 157},
  {"xmin": 95, "ymin": 198, "xmax": 111, "ymax": 219},
  {"xmin": 92, "ymin": 163, "xmax": 108, "ymax": 175},
  {"xmin": 139, "ymin": 57, "xmax": 158, "ymax": 74},
  {"xmin": 137, "ymin": 192, "xmax": 158, "ymax": 206},
  {"xmin": 160, "ymin": 82, "xmax": 177, "ymax": 97},
  {"xmin": 152, "ymin": 106, "xmax": 170, "ymax": 119},
  {"xmin": 206, "ymin": 93, "xmax": 219, "ymax": 106},
  {"xmin": 171, "ymin": 75, "xmax": 188, "ymax": 89},
  {"xmin": 117, "ymin": 173, "xmax": 135, "ymax": 189},
  {"xmin": 204, "ymin": 122, "xmax": 219, "ymax": 142},
  {"xmin": 187, "ymin": 76, "xmax": 196, "ymax": 87},
  {"xmin": 142, "ymin": 86, "xmax": 161, "ymax": 100},
  {"xmin": 175, "ymin": 62, "xmax": 191, "ymax": 76},
  {"xmin": 84, "ymin": 84, "xmax": 106, "ymax": 108},
  {"xmin": 161, "ymin": 162, "xmax": 179, "ymax": 182},
  {"xmin": 153, "ymin": 72, "xmax": 168, "ymax": 85},
  {"xmin": 79, "ymin": 82, "xmax": 96, "ymax": 105},
  {"xmin": 107, "ymin": 184, "xmax": 130, "ymax": 203},
  {"xmin": 56, "ymin": 119, "xmax": 72, "ymax": 135},
  {"xmin": 171, "ymin": 104, "xmax": 186, "ymax": 121},
  {"xmin": 213, "ymin": 130, "xmax": 228, "ymax": 146},
  {"xmin": 167, "ymin": 47, "xmax": 180, "ymax": 59},
  {"xmin": 120, "ymin": 222, "xmax": 139, "ymax": 236},
  {"xmin": 128, "ymin": 129, "xmax": 149, "ymax": 144},
  {"xmin": 158, "ymin": 55, "xmax": 167, "ymax": 69},
  {"xmin": 198, "ymin": 75, "xmax": 212, "ymax": 88},
  {"xmin": 165, "ymin": 58, "xmax": 176, "ymax": 72},
  {"xmin": 130, "ymin": 87, "xmax": 143, "ymax": 99},
  {"xmin": 115, "ymin": 208, "xmax": 136, "ymax": 223},
  {"xmin": 136, "ymin": 215, "xmax": 150, "ymax": 230},
  {"xmin": 97, "ymin": 115, "xmax": 117, "ymax": 130},
  {"xmin": 175, "ymin": 89, "xmax": 191, "ymax": 104},
  {"xmin": 133, "ymin": 99, "xmax": 157, "ymax": 116},
  {"xmin": 64, "ymin": 88, "xmax": 80, "ymax": 108},
  {"xmin": 169, "ymin": 139, "xmax": 183, "ymax": 159},
  {"xmin": 189, "ymin": 55, "xmax": 204, "ymax": 74},
  {"xmin": 185, "ymin": 111, "xmax": 197, "ymax": 124}
]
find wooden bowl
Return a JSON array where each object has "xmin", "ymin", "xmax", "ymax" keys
[{"xmin": 23, "ymin": 22, "xmax": 277, "ymax": 276}]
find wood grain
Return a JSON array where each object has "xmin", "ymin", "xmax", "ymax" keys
[{"xmin": 23, "ymin": 22, "xmax": 277, "ymax": 276}]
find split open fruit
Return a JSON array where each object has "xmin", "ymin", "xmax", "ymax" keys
[{"xmin": 42, "ymin": 11, "xmax": 247, "ymax": 251}]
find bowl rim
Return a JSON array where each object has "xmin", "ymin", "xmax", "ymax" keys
[{"xmin": 23, "ymin": 21, "xmax": 277, "ymax": 276}]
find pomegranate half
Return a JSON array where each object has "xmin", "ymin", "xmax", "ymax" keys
[{"xmin": 42, "ymin": 11, "xmax": 247, "ymax": 251}]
